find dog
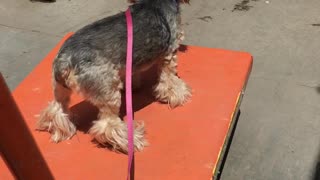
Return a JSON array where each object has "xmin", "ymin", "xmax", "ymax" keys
[{"xmin": 37, "ymin": 0, "xmax": 192, "ymax": 153}]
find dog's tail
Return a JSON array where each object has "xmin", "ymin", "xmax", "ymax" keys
[{"xmin": 52, "ymin": 55, "xmax": 73, "ymax": 89}]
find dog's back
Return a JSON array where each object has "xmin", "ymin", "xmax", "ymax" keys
[{"xmin": 56, "ymin": 0, "xmax": 178, "ymax": 68}]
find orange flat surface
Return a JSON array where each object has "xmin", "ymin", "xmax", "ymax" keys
[{"xmin": 0, "ymin": 33, "xmax": 252, "ymax": 180}]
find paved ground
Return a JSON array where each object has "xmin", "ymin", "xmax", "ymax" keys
[{"xmin": 1, "ymin": 0, "xmax": 320, "ymax": 179}]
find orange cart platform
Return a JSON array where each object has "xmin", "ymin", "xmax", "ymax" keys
[{"xmin": 0, "ymin": 33, "xmax": 252, "ymax": 180}]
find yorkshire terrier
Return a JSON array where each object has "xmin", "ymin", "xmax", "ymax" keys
[{"xmin": 37, "ymin": 0, "xmax": 192, "ymax": 153}]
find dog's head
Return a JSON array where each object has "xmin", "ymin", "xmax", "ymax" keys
[
  {"xmin": 128, "ymin": 0, "xmax": 190, "ymax": 4},
  {"xmin": 178, "ymin": 0, "xmax": 190, "ymax": 4}
]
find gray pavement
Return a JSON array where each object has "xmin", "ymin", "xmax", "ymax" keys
[{"xmin": 1, "ymin": 0, "xmax": 320, "ymax": 179}]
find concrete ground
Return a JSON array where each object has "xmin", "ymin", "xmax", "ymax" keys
[{"xmin": 1, "ymin": 0, "xmax": 320, "ymax": 179}]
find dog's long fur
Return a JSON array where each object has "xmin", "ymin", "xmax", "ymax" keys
[{"xmin": 37, "ymin": 0, "xmax": 191, "ymax": 153}]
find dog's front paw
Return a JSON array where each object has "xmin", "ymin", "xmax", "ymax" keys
[{"xmin": 154, "ymin": 76, "xmax": 192, "ymax": 108}]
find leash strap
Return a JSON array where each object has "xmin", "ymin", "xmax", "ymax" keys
[{"xmin": 125, "ymin": 8, "xmax": 134, "ymax": 180}]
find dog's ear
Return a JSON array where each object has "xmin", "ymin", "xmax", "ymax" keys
[{"xmin": 179, "ymin": 0, "xmax": 190, "ymax": 4}]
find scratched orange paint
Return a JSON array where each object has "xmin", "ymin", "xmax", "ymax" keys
[{"xmin": 0, "ymin": 33, "xmax": 252, "ymax": 180}]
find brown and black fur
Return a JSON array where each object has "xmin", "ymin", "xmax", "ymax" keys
[{"xmin": 37, "ymin": 0, "xmax": 192, "ymax": 153}]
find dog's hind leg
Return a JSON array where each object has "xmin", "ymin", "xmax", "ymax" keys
[
  {"xmin": 37, "ymin": 81, "xmax": 76, "ymax": 142},
  {"xmin": 89, "ymin": 103, "xmax": 147, "ymax": 153},
  {"xmin": 86, "ymin": 68, "xmax": 147, "ymax": 153},
  {"xmin": 153, "ymin": 54, "xmax": 192, "ymax": 108}
]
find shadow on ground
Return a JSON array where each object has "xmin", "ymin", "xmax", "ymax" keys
[
  {"xmin": 30, "ymin": 0, "xmax": 56, "ymax": 3},
  {"xmin": 312, "ymin": 147, "xmax": 320, "ymax": 180},
  {"xmin": 316, "ymin": 87, "xmax": 320, "ymax": 94}
]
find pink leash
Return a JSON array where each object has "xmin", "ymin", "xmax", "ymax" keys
[{"xmin": 125, "ymin": 8, "xmax": 134, "ymax": 180}]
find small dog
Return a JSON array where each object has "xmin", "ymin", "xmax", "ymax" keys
[{"xmin": 37, "ymin": 0, "xmax": 192, "ymax": 153}]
